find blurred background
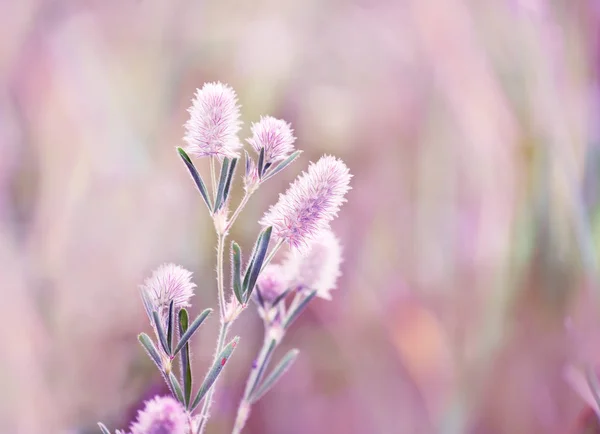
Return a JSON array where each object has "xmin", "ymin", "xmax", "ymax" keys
[{"xmin": 2, "ymin": 0, "xmax": 600, "ymax": 433}]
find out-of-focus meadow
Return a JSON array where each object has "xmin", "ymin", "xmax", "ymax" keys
[{"xmin": 3, "ymin": 0, "xmax": 600, "ymax": 433}]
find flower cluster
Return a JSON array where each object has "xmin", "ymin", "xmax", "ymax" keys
[{"xmin": 99, "ymin": 82, "xmax": 350, "ymax": 434}]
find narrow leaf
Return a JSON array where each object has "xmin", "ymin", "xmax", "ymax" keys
[
  {"xmin": 254, "ymin": 285, "xmax": 265, "ymax": 308},
  {"xmin": 258, "ymin": 147, "xmax": 265, "ymax": 178},
  {"xmin": 190, "ymin": 336, "xmax": 240, "ymax": 411},
  {"xmin": 98, "ymin": 422, "xmax": 111, "ymax": 434},
  {"xmin": 244, "ymin": 226, "xmax": 272, "ymax": 301},
  {"xmin": 179, "ymin": 309, "xmax": 193, "ymax": 407},
  {"xmin": 222, "ymin": 158, "xmax": 238, "ymax": 204},
  {"xmin": 250, "ymin": 349, "xmax": 300, "ymax": 402},
  {"xmin": 177, "ymin": 147, "xmax": 212, "ymax": 212},
  {"xmin": 139, "ymin": 288, "xmax": 154, "ymax": 322},
  {"xmin": 173, "ymin": 308, "xmax": 212, "ymax": 355},
  {"xmin": 169, "ymin": 371, "xmax": 185, "ymax": 405},
  {"xmin": 166, "ymin": 300, "xmax": 175, "ymax": 353},
  {"xmin": 271, "ymin": 287, "xmax": 292, "ymax": 307},
  {"xmin": 231, "ymin": 241, "xmax": 244, "ymax": 304},
  {"xmin": 153, "ymin": 311, "xmax": 170, "ymax": 356},
  {"xmin": 283, "ymin": 290, "xmax": 317, "ymax": 328},
  {"xmin": 244, "ymin": 150, "xmax": 252, "ymax": 178},
  {"xmin": 138, "ymin": 333, "xmax": 162, "ymax": 369},
  {"xmin": 249, "ymin": 338, "xmax": 277, "ymax": 396},
  {"xmin": 213, "ymin": 158, "xmax": 230, "ymax": 212},
  {"xmin": 242, "ymin": 231, "xmax": 263, "ymax": 291},
  {"xmin": 263, "ymin": 150, "xmax": 302, "ymax": 181}
]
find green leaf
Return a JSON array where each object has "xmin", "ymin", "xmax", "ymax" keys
[
  {"xmin": 231, "ymin": 241, "xmax": 244, "ymax": 304},
  {"xmin": 257, "ymin": 147, "xmax": 265, "ymax": 178},
  {"xmin": 244, "ymin": 150, "xmax": 252, "ymax": 178},
  {"xmin": 173, "ymin": 308, "xmax": 212, "ymax": 356},
  {"xmin": 179, "ymin": 309, "xmax": 193, "ymax": 407},
  {"xmin": 138, "ymin": 333, "xmax": 162, "ymax": 369},
  {"xmin": 249, "ymin": 338, "xmax": 277, "ymax": 396},
  {"xmin": 169, "ymin": 371, "xmax": 185, "ymax": 405},
  {"xmin": 139, "ymin": 288, "xmax": 154, "ymax": 322},
  {"xmin": 263, "ymin": 150, "xmax": 302, "ymax": 181},
  {"xmin": 97, "ymin": 422, "xmax": 111, "ymax": 434},
  {"xmin": 271, "ymin": 287, "xmax": 292, "ymax": 307},
  {"xmin": 190, "ymin": 336, "xmax": 240, "ymax": 411},
  {"xmin": 213, "ymin": 158, "xmax": 231, "ymax": 212},
  {"xmin": 283, "ymin": 290, "xmax": 317, "ymax": 328},
  {"xmin": 166, "ymin": 300, "xmax": 175, "ymax": 353},
  {"xmin": 250, "ymin": 349, "xmax": 299, "ymax": 402},
  {"xmin": 177, "ymin": 147, "xmax": 212, "ymax": 212},
  {"xmin": 243, "ymin": 227, "xmax": 272, "ymax": 301},
  {"xmin": 153, "ymin": 311, "xmax": 170, "ymax": 356},
  {"xmin": 222, "ymin": 158, "xmax": 238, "ymax": 205}
]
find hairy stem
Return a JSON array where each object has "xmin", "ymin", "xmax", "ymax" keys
[{"xmin": 225, "ymin": 191, "xmax": 253, "ymax": 233}]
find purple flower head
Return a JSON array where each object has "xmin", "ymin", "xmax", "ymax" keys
[
  {"xmin": 246, "ymin": 116, "xmax": 296, "ymax": 165},
  {"xmin": 260, "ymin": 155, "xmax": 351, "ymax": 253},
  {"xmin": 130, "ymin": 396, "xmax": 187, "ymax": 434},
  {"xmin": 183, "ymin": 82, "xmax": 242, "ymax": 159},
  {"xmin": 141, "ymin": 264, "xmax": 196, "ymax": 317},
  {"xmin": 256, "ymin": 264, "xmax": 288, "ymax": 302},
  {"xmin": 283, "ymin": 229, "xmax": 342, "ymax": 300}
]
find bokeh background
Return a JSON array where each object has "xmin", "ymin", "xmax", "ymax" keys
[{"xmin": 3, "ymin": 0, "xmax": 600, "ymax": 433}]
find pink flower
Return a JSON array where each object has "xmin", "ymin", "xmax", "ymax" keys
[
  {"xmin": 246, "ymin": 116, "xmax": 295, "ymax": 165},
  {"xmin": 130, "ymin": 396, "xmax": 187, "ymax": 434},
  {"xmin": 283, "ymin": 229, "xmax": 342, "ymax": 300},
  {"xmin": 260, "ymin": 155, "xmax": 351, "ymax": 253},
  {"xmin": 183, "ymin": 82, "xmax": 242, "ymax": 159},
  {"xmin": 141, "ymin": 264, "xmax": 196, "ymax": 316},
  {"xmin": 256, "ymin": 264, "xmax": 288, "ymax": 302}
]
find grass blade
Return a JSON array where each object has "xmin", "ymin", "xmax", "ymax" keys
[{"xmin": 213, "ymin": 158, "xmax": 230, "ymax": 212}]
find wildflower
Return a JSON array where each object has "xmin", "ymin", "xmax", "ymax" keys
[
  {"xmin": 183, "ymin": 82, "xmax": 242, "ymax": 159},
  {"xmin": 283, "ymin": 229, "xmax": 342, "ymax": 300},
  {"xmin": 141, "ymin": 264, "xmax": 196, "ymax": 317},
  {"xmin": 260, "ymin": 155, "xmax": 351, "ymax": 253},
  {"xmin": 256, "ymin": 264, "xmax": 288, "ymax": 302},
  {"xmin": 130, "ymin": 396, "xmax": 187, "ymax": 434},
  {"xmin": 247, "ymin": 116, "xmax": 295, "ymax": 165}
]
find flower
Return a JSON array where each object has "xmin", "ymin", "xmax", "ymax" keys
[
  {"xmin": 130, "ymin": 396, "xmax": 187, "ymax": 434},
  {"xmin": 247, "ymin": 116, "xmax": 295, "ymax": 165},
  {"xmin": 283, "ymin": 229, "xmax": 342, "ymax": 300},
  {"xmin": 141, "ymin": 264, "xmax": 196, "ymax": 317},
  {"xmin": 260, "ymin": 155, "xmax": 351, "ymax": 253},
  {"xmin": 256, "ymin": 264, "xmax": 288, "ymax": 302},
  {"xmin": 183, "ymin": 82, "xmax": 242, "ymax": 159}
]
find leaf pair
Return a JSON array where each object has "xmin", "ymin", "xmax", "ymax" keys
[
  {"xmin": 245, "ymin": 150, "xmax": 302, "ymax": 183},
  {"xmin": 177, "ymin": 148, "xmax": 238, "ymax": 214},
  {"xmin": 231, "ymin": 226, "xmax": 273, "ymax": 305},
  {"xmin": 249, "ymin": 348, "xmax": 299, "ymax": 402}
]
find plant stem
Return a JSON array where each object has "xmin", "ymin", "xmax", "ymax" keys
[
  {"xmin": 261, "ymin": 238, "xmax": 284, "ymax": 272},
  {"xmin": 225, "ymin": 191, "xmax": 253, "ymax": 233},
  {"xmin": 197, "ymin": 320, "xmax": 230, "ymax": 433},
  {"xmin": 232, "ymin": 332, "xmax": 280, "ymax": 434}
]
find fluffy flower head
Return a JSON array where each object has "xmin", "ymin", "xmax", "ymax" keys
[
  {"xmin": 260, "ymin": 155, "xmax": 351, "ymax": 253},
  {"xmin": 256, "ymin": 264, "xmax": 288, "ymax": 302},
  {"xmin": 247, "ymin": 116, "xmax": 295, "ymax": 165},
  {"xmin": 130, "ymin": 396, "xmax": 187, "ymax": 434},
  {"xmin": 183, "ymin": 82, "xmax": 242, "ymax": 159},
  {"xmin": 141, "ymin": 263, "xmax": 196, "ymax": 315},
  {"xmin": 283, "ymin": 229, "xmax": 342, "ymax": 300}
]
